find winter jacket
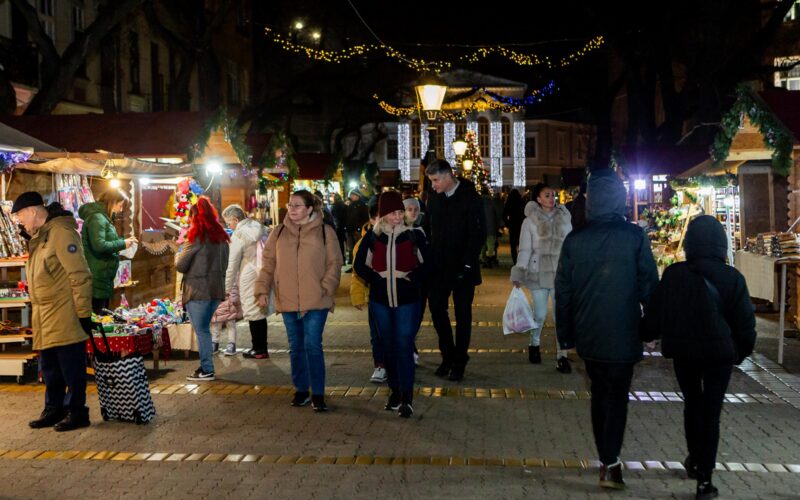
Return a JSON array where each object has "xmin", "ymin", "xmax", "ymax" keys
[
  {"xmin": 354, "ymin": 221, "xmax": 429, "ymax": 307},
  {"xmin": 27, "ymin": 204, "xmax": 93, "ymax": 350},
  {"xmin": 424, "ymin": 179, "xmax": 487, "ymax": 287},
  {"xmin": 77, "ymin": 202, "xmax": 125, "ymax": 299},
  {"xmin": 555, "ymin": 169, "xmax": 659, "ymax": 363},
  {"xmin": 350, "ymin": 222, "xmax": 372, "ymax": 308},
  {"xmin": 643, "ymin": 215, "xmax": 756, "ymax": 364},
  {"xmin": 254, "ymin": 213, "xmax": 343, "ymax": 313},
  {"xmin": 211, "ymin": 282, "xmax": 243, "ymax": 323},
  {"xmin": 511, "ymin": 202, "xmax": 572, "ymax": 290},
  {"xmin": 176, "ymin": 238, "xmax": 229, "ymax": 304},
  {"xmin": 482, "ymin": 195, "xmax": 503, "ymax": 235},
  {"xmin": 225, "ymin": 218, "xmax": 269, "ymax": 321},
  {"xmin": 344, "ymin": 198, "xmax": 369, "ymax": 232}
]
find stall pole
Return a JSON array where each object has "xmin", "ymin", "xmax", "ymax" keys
[
  {"xmin": 779, "ymin": 263, "xmax": 788, "ymax": 365},
  {"xmin": 1, "ymin": 173, "xmax": 6, "ymax": 202}
]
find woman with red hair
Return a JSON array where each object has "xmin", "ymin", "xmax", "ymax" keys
[{"xmin": 176, "ymin": 196, "xmax": 230, "ymax": 381}]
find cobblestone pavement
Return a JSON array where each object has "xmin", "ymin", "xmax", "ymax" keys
[{"xmin": 1, "ymin": 241, "xmax": 800, "ymax": 499}]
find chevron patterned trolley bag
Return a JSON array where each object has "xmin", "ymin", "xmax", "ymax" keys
[{"xmin": 89, "ymin": 328, "xmax": 156, "ymax": 425}]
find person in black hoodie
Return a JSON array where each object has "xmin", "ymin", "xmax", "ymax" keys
[
  {"xmin": 643, "ymin": 215, "xmax": 756, "ymax": 500},
  {"xmin": 502, "ymin": 189, "xmax": 525, "ymax": 264},
  {"xmin": 424, "ymin": 160, "xmax": 486, "ymax": 381},
  {"xmin": 555, "ymin": 168, "xmax": 659, "ymax": 489}
]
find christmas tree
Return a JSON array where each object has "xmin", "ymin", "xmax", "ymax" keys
[{"xmin": 461, "ymin": 130, "xmax": 491, "ymax": 194}]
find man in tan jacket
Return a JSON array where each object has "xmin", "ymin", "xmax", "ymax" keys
[{"xmin": 12, "ymin": 192, "xmax": 94, "ymax": 432}]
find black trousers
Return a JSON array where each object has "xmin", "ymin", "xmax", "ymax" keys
[
  {"xmin": 92, "ymin": 297, "xmax": 110, "ymax": 315},
  {"xmin": 509, "ymin": 228, "xmax": 520, "ymax": 265},
  {"xmin": 40, "ymin": 341, "xmax": 87, "ymax": 414},
  {"xmin": 428, "ymin": 282, "xmax": 475, "ymax": 368},
  {"xmin": 584, "ymin": 361, "xmax": 635, "ymax": 465},
  {"xmin": 673, "ymin": 359, "xmax": 733, "ymax": 474},
  {"xmin": 249, "ymin": 319, "xmax": 268, "ymax": 352},
  {"xmin": 346, "ymin": 230, "xmax": 361, "ymax": 264}
]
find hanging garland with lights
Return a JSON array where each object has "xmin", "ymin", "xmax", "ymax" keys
[
  {"xmin": 669, "ymin": 173, "xmax": 738, "ymax": 191},
  {"xmin": 711, "ymin": 84, "xmax": 793, "ymax": 176},
  {"xmin": 256, "ymin": 131, "xmax": 298, "ymax": 193},
  {"xmin": 0, "ymin": 150, "xmax": 31, "ymax": 174},
  {"xmin": 460, "ymin": 130, "xmax": 491, "ymax": 194},
  {"xmin": 265, "ymin": 28, "xmax": 604, "ymax": 73},
  {"xmin": 189, "ymin": 107, "xmax": 252, "ymax": 168},
  {"xmin": 483, "ymin": 80, "xmax": 558, "ymax": 106}
]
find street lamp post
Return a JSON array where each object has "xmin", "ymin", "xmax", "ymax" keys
[{"xmin": 414, "ymin": 80, "xmax": 447, "ymax": 191}]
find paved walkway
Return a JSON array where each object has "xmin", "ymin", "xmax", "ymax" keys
[{"xmin": 1, "ymin": 241, "xmax": 799, "ymax": 499}]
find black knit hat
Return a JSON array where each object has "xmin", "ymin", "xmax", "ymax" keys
[{"xmin": 11, "ymin": 191, "xmax": 44, "ymax": 214}]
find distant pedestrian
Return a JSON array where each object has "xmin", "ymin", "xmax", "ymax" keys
[
  {"xmin": 503, "ymin": 189, "xmax": 525, "ymax": 264},
  {"xmin": 511, "ymin": 183, "xmax": 572, "ymax": 370},
  {"xmin": 255, "ymin": 190, "xmax": 343, "ymax": 412},
  {"xmin": 424, "ymin": 160, "xmax": 486, "ymax": 381},
  {"xmin": 555, "ymin": 168, "xmax": 659, "ymax": 489},
  {"xmin": 344, "ymin": 190, "xmax": 369, "ymax": 265},
  {"xmin": 643, "ymin": 215, "xmax": 756, "ymax": 499},
  {"xmin": 355, "ymin": 191, "xmax": 430, "ymax": 417}
]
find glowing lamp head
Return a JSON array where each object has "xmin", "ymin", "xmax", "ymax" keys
[
  {"xmin": 462, "ymin": 159, "xmax": 474, "ymax": 171},
  {"xmin": 109, "ymin": 178, "xmax": 121, "ymax": 189},
  {"xmin": 452, "ymin": 140, "xmax": 467, "ymax": 157},
  {"xmin": 634, "ymin": 179, "xmax": 647, "ymax": 191},
  {"xmin": 415, "ymin": 83, "xmax": 447, "ymax": 121},
  {"xmin": 205, "ymin": 160, "xmax": 222, "ymax": 175}
]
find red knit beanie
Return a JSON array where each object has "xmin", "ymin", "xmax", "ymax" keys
[{"xmin": 378, "ymin": 191, "xmax": 405, "ymax": 218}]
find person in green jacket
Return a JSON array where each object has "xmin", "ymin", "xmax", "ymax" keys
[{"xmin": 77, "ymin": 190, "xmax": 137, "ymax": 314}]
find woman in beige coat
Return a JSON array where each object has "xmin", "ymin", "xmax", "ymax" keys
[{"xmin": 255, "ymin": 190, "xmax": 343, "ymax": 412}]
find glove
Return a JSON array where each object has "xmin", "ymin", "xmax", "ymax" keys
[{"xmin": 79, "ymin": 317, "xmax": 95, "ymax": 336}]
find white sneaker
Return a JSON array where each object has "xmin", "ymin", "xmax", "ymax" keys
[
  {"xmin": 223, "ymin": 343, "xmax": 236, "ymax": 356},
  {"xmin": 413, "ymin": 352, "xmax": 420, "ymax": 366},
  {"xmin": 370, "ymin": 367, "xmax": 387, "ymax": 383}
]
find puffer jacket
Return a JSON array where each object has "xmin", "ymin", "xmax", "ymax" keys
[
  {"xmin": 225, "ymin": 218, "xmax": 269, "ymax": 321},
  {"xmin": 176, "ymin": 238, "xmax": 229, "ymax": 304},
  {"xmin": 211, "ymin": 282, "xmax": 243, "ymax": 323},
  {"xmin": 254, "ymin": 213, "xmax": 343, "ymax": 313},
  {"xmin": 511, "ymin": 202, "xmax": 572, "ymax": 290},
  {"xmin": 354, "ymin": 221, "xmax": 429, "ymax": 307},
  {"xmin": 350, "ymin": 221, "xmax": 372, "ymax": 308},
  {"xmin": 555, "ymin": 168, "xmax": 659, "ymax": 363},
  {"xmin": 27, "ymin": 204, "xmax": 93, "ymax": 350},
  {"xmin": 643, "ymin": 215, "xmax": 756, "ymax": 364},
  {"xmin": 78, "ymin": 202, "xmax": 125, "ymax": 299}
]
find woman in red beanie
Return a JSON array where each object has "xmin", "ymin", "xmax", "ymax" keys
[
  {"xmin": 354, "ymin": 190, "xmax": 430, "ymax": 417},
  {"xmin": 176, "ymin": 196, "xmax": 230, "ymax": 381}
]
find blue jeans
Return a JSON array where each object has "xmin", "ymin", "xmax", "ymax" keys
[
  {"xmin": 529, "ymin": 287, "xmax": 567, "ymax": 358},
  {"xmin": 185, "ymin": 300, "xmax": 221, "ymax": 374},
  {"xmin": 369, "ymin": 301, "xmax": 420, "ymax": 395},
  {"xmin": 368, "ymin": 307, "xmax": 384, "ymax": 367},
  {"xmin": 282, "ymin": 309, "xmax": 329, "ymax": 396}
]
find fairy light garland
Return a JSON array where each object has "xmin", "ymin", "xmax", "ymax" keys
[
  {"xmin": 398, "ymin": 122, "xmax": 411, "ymax": 181},
  {"xmin": 513, "ymin": 121, "xmax": 526, "ymax": 187},
  {"xmin": 265, "ymin": 28, "xmax": 604, "ymax": 72},
  {"xmin": 374, "ymin": 91, "xmax": 525, "ymax": 119}
]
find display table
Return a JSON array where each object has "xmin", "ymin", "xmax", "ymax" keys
[{"xmin": 87, "ymin": 326, "xmax": 172, "ymax": 369}]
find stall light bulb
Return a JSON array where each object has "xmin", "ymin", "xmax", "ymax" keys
[
  {"xmin": 206, "ymin": 160, "xmax": 222, "ymax": 175},
  {"xmin": 349, "ymin": 181, "xmax": 358, "ymax": 189},
  {"xmin": 634, "ymin": 179, "xmax": 647, "ymax": 190},
  {"xmin": 110, "ymin": 178, "xmax": 121, "ymax": 189}
]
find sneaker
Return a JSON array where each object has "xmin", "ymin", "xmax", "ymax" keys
[
  {"xmin": 311, "ymin": 395, "xmax": 328, "ymax": 412},
  {"xmin": 243, "ymin": 349, "xmax": 269, "ymax": 359},
  {"xmin": 223, "ymin": 343, "xmax": 236, "ymax": 356},
  {"xmin": 384, "ymin": 392, "xmax": 401, "ymax": 411},
  {"xmin": 291, "ymin": 391, "xmax": 311, "ymax": 407},
  {"xmin": 599, "ymin": 461, "xmax": 625, "ymax": 489},
  {"xmin": 186, "ymin": 368, "xmax": 215, "ymax": 381},
  {"xmin": 398, "ymin": 403, "xmax": 414, "ymax": 418},
  {"xmin": 556, "ymin": 356, "xmax": 572, "ymax": 374},
  {"xmin": 413, "ymin": 352, "xmax": 420, "ymax": 366},
  {"xmin": 370, "ymin": 367, "xmax": 387, "ymax": 383},
  {"xmin": 528, "ymin": 345, "xmax": 541, "ymax": 364}
]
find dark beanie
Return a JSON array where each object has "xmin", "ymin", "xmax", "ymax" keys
[
  {"xmin": 11, "ymin": 191, "xmax": 44, "ymax": 214},
  {"xmin": 378, "ymin": 191, "xmax": 405, "ymax": 218}
]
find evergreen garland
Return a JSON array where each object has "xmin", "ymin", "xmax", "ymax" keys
[
  {"xmin": 189, "ymin": 107, "xmax": 252, "ymax": 167},
  {"xmin": 711, "ymin": 85, "xmax": 793, "ymax": 176},
  {"xmin": 669, "ymin": 173, "xmax": 738, "ymax": 191}
]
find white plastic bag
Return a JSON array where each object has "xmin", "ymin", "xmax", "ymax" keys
[{"xmin": 503, "ymin": 287, "xmax": 537, "ymax": 335}]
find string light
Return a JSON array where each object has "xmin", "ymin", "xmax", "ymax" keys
[
  {"xmin": 374, "ymin": 90, "xmax": 524, "ymax": 119},
  {"xmin": 265, "ymin": 28, "xmax": 604, "ymax": 72},
  {"xmin": 443, "ymin": 122, "xmax": 456, "ymax": 167},
  {"xmin": 490, "ymin": 121, "xmax": 502, "ymax": 186},
  {"xmin": 484, "ymin": 80, "xmax": 558, "ymax": 106},
  {"xmin": 513, "ymin": 121, "xmax": 526, "ymax": 187},
  {"xmin": 398, "ymin": 122, "xmax": 411, "ymax": 181}
]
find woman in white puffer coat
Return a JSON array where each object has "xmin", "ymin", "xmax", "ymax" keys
[
  {"xmin": 510, "ymin": 184, "xmax": 572, "ymax": 372},
  {"xmin": 222, "ymin": 205, "xmax": 271, "ymax": 359}
]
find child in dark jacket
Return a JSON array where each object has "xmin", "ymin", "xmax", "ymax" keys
[
  {"xmin": 354, "ymin": 191, "xmax": 429, "ymax": 418},
  {"xmin": 643, "ymin": 215, "xmax": 756, "ymax": 500}
]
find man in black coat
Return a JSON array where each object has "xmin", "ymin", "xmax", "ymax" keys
[
  {"xmin": 344, "ymin": 190, "xmax": 369, "ymax": 265},
  {"xmin": 555, "ymin": 168, "xmax": 659, "ymax": 489},
  {"xmin": 424, "ymin": 160, "xmax": 486, "ymax": 381}
]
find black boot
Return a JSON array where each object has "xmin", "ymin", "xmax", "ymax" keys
[
  {"xmin": 54, "ymin": 409, "xmax": 90, "ymax": 432},
  {"xmin": 695, "ymin": 471, "xmax": 719, "ymax": 499},
  {"xmin": 435, "ymin": 360, "xmax": 451, "ymax": 378},
  {"xmin": 528, "ymin": 345, "xmax": 541, "ymax": 364},
  {"xmin": 29, "ymin": 408, "xmax": 67, "ymax": 429},
  {"xmin": 556, "ymin": 356, "xmax": 572, "ymax": 374},
  {"xmin": 683, "ymin": 454, "xmax": 698, "ymax": 479}
]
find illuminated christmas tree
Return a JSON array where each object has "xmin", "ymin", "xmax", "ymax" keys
[{"xmin": 461, "ymin": 130, "xmax": 491, "ymax": 194}]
